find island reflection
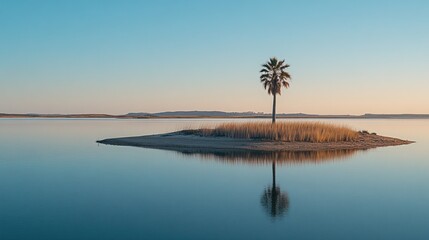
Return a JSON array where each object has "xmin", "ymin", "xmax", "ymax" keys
[
  {"xmin": 178, "ymin": 148, "xmax": 360, "ymax": 165},
  {"xmin": 176, "ymin": 148, "xmax": 362, "ymax": 218}
]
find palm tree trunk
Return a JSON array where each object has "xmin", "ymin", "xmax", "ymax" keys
[{"xmin": 272, "ymin": 94, "xmax": 276, "ymax": 123}]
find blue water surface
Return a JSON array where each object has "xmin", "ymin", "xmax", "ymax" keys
[{"xmin": 0, "ymin": 119, "xmax": 428, "ymax": 240}]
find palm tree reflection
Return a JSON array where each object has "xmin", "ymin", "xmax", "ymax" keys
[{"xmin": 261, "ymin": 161, "xmax": 289, "ymax": 218}]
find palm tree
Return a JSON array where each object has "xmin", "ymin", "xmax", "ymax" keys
[{"xmin": 260, "ymin": 57, "xmax": 291, "ymax": 123}]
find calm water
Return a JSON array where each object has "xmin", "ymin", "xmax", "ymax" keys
[{"xmin": 0, "ymin": 118, "xmax": 428, "ymax": 240}]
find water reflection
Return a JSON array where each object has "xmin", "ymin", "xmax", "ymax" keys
[
  {"xmin": 178, "ymin": 149, "xmax": 361, "ymax": 218},
  {"xmin": 178, "ymin": 149, "xmax": 360, "ymax": 165},
  {"xmin": 261, "ymin": 161, "xmax": 289, "ymax": 218}
]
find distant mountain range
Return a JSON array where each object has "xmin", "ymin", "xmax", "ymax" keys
[
  {"xmin": 125, "ymin": 111, "xmax": 267, "ymax": 117},
  {"xmin": 1, "ymin": 111, "xmax": 429, "ymax": 119}
]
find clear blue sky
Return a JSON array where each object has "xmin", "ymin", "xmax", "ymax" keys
[{"xmin": 1, "ymin": 0, "xmax": 428, "ymax": 114}]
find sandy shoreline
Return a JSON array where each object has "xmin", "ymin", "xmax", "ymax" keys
[{"xmin": 97, "ymin": 131, "xmax": 413, "ymax": 152}]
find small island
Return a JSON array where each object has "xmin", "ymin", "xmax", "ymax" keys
[
  {"xmin": 98, "ymin": 58, "xmax": 413, "ymax": 153},
  {"xmin": 97, "ymin": 122, "xmax": 413, "ymax": 152}
]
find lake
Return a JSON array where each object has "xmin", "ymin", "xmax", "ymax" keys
[{"xmin": 0, "ymin": 118, "xmax": 428, "ymax": 240}]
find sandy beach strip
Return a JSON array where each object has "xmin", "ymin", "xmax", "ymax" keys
[{"xmin": 97, "ymin": 131, "xmax": 413, "ymax": 152}]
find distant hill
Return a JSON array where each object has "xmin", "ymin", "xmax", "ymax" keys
[
  {"xmin": 126, "ymin": 111, "xmax": 429, "ymax": 119},
  {"xmin": 0, "ymin": 113, "xmax": 118, "ymax": 118},
  {"xmin": 126, "ymin": 111, "xmax": 266, "ymax": 118},
  {"xmin": 1, "ymin": 111, "xmax": 429, "ymax": 119},
  {"xmin": 361, "ymin": 113, "xmax": 429, "ymax": 119}
]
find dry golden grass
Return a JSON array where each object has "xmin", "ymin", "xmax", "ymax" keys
[{"xmin": 198, "ymin": 122, "xmax": 358, "ymax": 143}]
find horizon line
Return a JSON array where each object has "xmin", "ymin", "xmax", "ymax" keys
[{"xmin": 2, "ymin": 111, "xmax": 429, "ymax": 116}]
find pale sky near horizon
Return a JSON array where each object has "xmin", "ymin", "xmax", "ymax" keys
[{"xmin": 1, "ymin": 0, "xmax": 428, "ymax": 114}]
